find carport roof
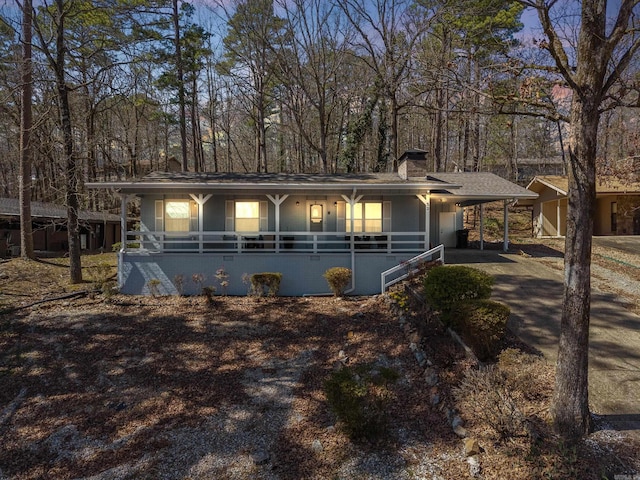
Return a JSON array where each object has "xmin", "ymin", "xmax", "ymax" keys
[{"xmin": 526, "ymin": 175, "xmax": 640, "ymax": 197}]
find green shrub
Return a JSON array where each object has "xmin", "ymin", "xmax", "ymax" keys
[
  {"xmin": 111, "ymin": 241, "xmax": 140, "ymax": 251},
  {"xmin": 249, "ymin": 272, "xmax": 282, "ymax": 296},
  {"xmin": 324, "ymin": 364, "xmax": 398, "ymax": 441},
  {"xmin": 423, "ymin": 265, "xmax": 494, "ymax": 319},
  {"xmin": 450, "ymin": 299, "xmax": 510, "ymax": 361},
  {"xmin": 323, "ymin": 267, "xmax": 352, "ymax": 296}
]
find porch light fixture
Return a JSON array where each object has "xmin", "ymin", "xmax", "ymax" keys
[{"xmin": 310, "ymin": 204, "xmax": 323, "ymax": 223}]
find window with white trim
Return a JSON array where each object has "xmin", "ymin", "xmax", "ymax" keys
[
  {"xmin": 225, "ymin": 200, "xmax": 268, "ymax": 232},
  {"xmin": 235, "ymin": 201, "xmax": 260, "ymax": 232},
  {"xmin": 346, "ymin": 202, "xmax": 382, "ymax": 233},
  {"xmin": 155, "ymin": 199, "xmax": 198, "ymax": 233}
]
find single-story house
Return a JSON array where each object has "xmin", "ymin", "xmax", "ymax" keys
[
  {"xmin": 87, "ymin": 150, "xmax": 538, "ymax": 296},
  {"xmin": 522, "ymin": 175, "xmax": 640, "ymax": 237},
  {"xmin": 0, "ymin": 197, "xmax": 122, "ymax": 257}
]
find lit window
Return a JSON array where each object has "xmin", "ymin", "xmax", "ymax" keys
[
  {"xmin": 346, "ymin": 202, "xmax": 382, "ymax": 232},
  {"xmin": 235, "ymin": 201, "xmax": 260, "ymax": 232},
  {"xmin": 165, "ymin": 201, "xmax": 191, "ymax": 232}
]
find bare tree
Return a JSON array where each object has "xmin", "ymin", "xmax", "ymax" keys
[
  {"xmin": 274, "ymin": 0, "xmax": 352, "ymax": 173},
  {"xmin": 19, "ymin": 0, "xmax": 35, "ymax": 259},
  {"xmin": 525, "ymin": 0, "xmax": 640, "ymax": 441},
  {"xmin": 338, "ymin": 0, "xmax": 436, "ymax": 169}
]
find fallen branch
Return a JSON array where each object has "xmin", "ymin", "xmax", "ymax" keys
[{"xmin": 0, "ymin": 290, "xmax": 89, "ymax": 314}]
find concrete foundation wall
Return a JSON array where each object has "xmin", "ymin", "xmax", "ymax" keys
[{"xmin": 119, "ymin": 251, "xmax": 410, "ymax": 296}]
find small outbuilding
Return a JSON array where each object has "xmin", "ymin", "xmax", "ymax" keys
[
  {"xmin": 522, "ymin": 175, "xmax": 640, "ymax": 237},
  {"xmin": 0, "ymin": 198, "xmax": 121, "ymax": 257}
]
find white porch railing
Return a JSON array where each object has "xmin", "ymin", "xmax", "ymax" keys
[
  {"xmin": 380, "ymin": 244, "xmax": 445, "ymax": 293},
  {"xmin": 121, "ymin": 230, "xmax": 432, "ymax": 255}
]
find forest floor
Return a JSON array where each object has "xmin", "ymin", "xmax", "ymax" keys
[{"xmin": 1, "ymin": 235, "xmax": 640, "ymax": 479}]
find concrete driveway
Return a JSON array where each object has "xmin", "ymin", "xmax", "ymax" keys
[
  {"xmin": 593, "ymin": 235, "xmax": 640, "ymax": 257},
  {"xmin": 447, "ymin": 248, "xmax": 640, "ymax": 434}
]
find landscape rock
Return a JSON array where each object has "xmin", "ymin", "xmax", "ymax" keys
[
  {"xmin": 424, "ymin": 367, "xmax": 438, "ymax": 386},
  {"xmin": 414, "ymin": 350, "xmax": 426, "ymax": 366},
  {"xmin": 468, "ymin": 455, "xmax": 482, "ymax": 477},
  {"xmin": 463, "ymin": 438, "xmax": 481, "ymax": 457},
  {"xmin": 451, "ymin": 415, "xmax": 464, "ymax": 429},
  {"xmin": 253, "ymin": 450, "xmax": 270, "ymax": 465},
  {"xmin": 311, "ymin": 439, "xmax": 323, "ymax": 454},
  {"xmin": 453, "ymin": 425, "xmax": 468, "ymax": 438}
]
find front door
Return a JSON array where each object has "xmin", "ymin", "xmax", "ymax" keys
[
  {"xmin": 308, "ymin": 202, "xmax": 325, "ymax": 232},
  {"xmin": 439, "ymin": 212, "xmax": 457, "ymax": 248}
]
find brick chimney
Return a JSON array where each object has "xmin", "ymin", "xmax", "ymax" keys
[{"xmin": 397, "ymin": 149, "xmax": 429, "ymax": 180}]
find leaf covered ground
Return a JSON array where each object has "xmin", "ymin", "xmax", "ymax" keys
[{"xmin": 0, "ymin": 253, "xmax": 639, "ymax": 479}]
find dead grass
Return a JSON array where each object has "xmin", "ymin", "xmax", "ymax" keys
[{"xmin": 0, "ymin": 254, "xmax": 638, "ymax": 479}]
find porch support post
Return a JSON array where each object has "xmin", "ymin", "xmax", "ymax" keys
[
  {"xmin": 503, "ymin": 199, "xmax": 509, "ymax": 252},
  {"xmin": 479, "ymin": 203, "xmax": 484, "ymax": 251},
  {"xmin": 267, "ymin": 194, "xmax": 288, "ymax": 253},
  {"xmin": 341, "ymin": 189, "xmax": 362, "ymax": 294},
  {"xmin": 416, "ymin": 193, "xmax": 431, "ymax": 250},
  {"xmin": 539, "ymin": 207, "xmax": 544, "ymax": 237},
  {"xmin": 119, "ymin": 194, "xmax": 128, "ymax": 253},
  {"xmin": 118, "ymin": 193, "xmax": 129, "ymax": 289},
  {"xmin": 341, "ymin": 191, "xmax": 363, "ymax": 253},
  {"xmin": 556, "ymin": 198, "xmax": 561, "ymax": 237},
  {"xmin": 190, "ymin": 194, "xmax": 212, "ymax": 253}
]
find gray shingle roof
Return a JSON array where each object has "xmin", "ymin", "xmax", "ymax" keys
[
  {"xmin": 135, "ymin": 171, "xmax": 417, "ymax": 184},
  {"xmin": 427, "ymin": 172, "xmax": 538, "ymax": 198},
  {"xmin": 86, "ymin": 170, "xmax": 538, "ymax": 202}
]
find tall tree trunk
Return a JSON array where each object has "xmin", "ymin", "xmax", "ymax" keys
[
  {"xmin": 55, "ymin": 0, "xmax": 82, "ymax": 283},
  {"xmin": 173, "ymin": 0, "xmax": 188, "ymax": 171},
  {"xmin": 390, "ymin": 95, "xmax": 398, "ymax": 171},
  {"xmin": 551, "ymin": 93, "xmax": 598, "ymax": 440},
  {"xmin": 19, "ymin": 0, "xmax": 35, "ymax": 259}
]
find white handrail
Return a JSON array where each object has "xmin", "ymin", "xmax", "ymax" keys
[
  {"xmin": 380, "ymin": 244, "xmax": 445, "ymax": 293},
  {"xmin": 122, "ymin": 230, "xmax": 436, "ymax": 254}
]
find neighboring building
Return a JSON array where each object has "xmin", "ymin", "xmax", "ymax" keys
[
  {"xmin": 523, "ymin": 175, "xmax": 640, "ymax": 237},
  {"xmin": 0, "ymin": 198, "xmax": 121, "ymax": 257},
  {"xmin": 88, "ymin": 151, "xmax": 537, "ymax": 296}
]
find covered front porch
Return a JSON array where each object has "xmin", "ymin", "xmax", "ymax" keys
[{"xmin": 90, "ymin": 169, "xmax": 537, "ymax": 296}]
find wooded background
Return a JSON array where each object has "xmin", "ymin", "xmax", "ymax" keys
[{"xmin": 0, "ymin": 0, "xmax": 638, "ymax": 214}]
